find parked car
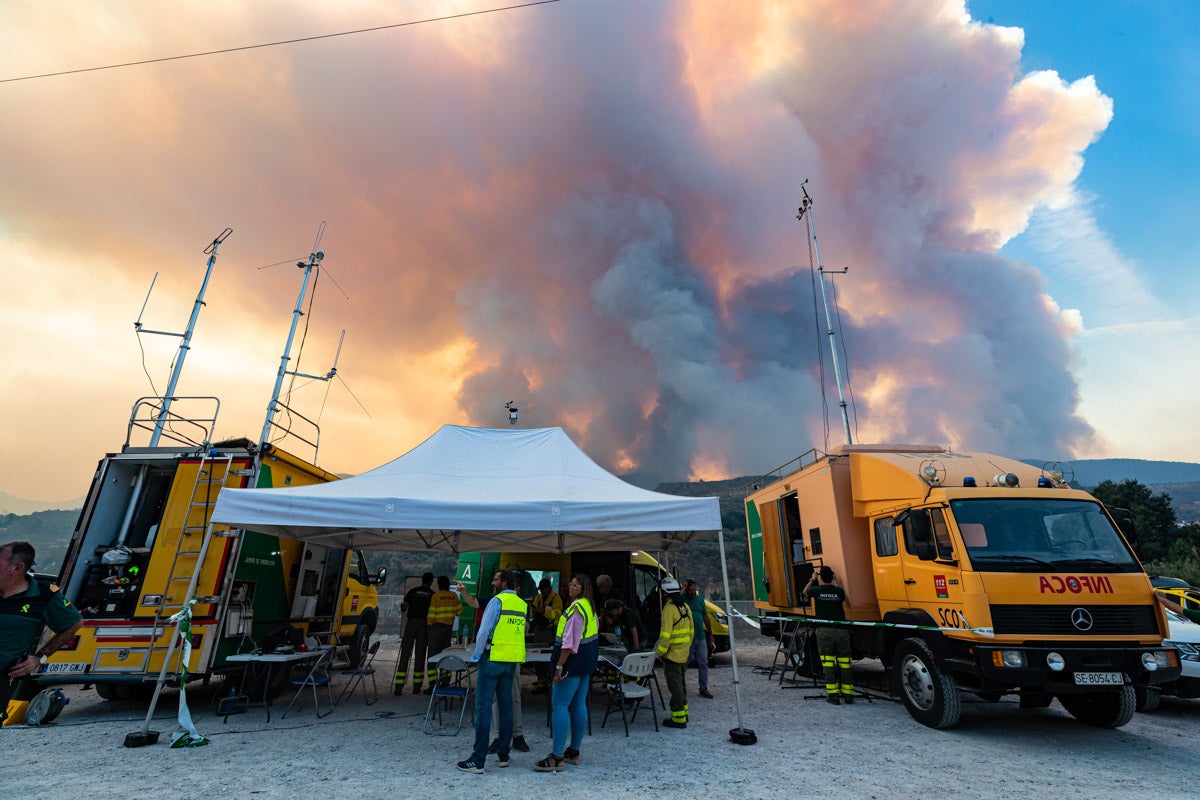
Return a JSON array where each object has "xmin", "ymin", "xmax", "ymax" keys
[
  {"xmin": 1158, "ymin": 586, "xmax": 1200, "ymax": 624},
  {"xmin": 1137, "ymin": 608, "xmax": 1200, "ymax": 712},
  {"xmin": 1150, "ymin": 576, "xmax": 1192, "ymax": 589}
]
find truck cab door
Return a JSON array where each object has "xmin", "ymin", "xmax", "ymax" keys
[{"xmin": 897, "ymin": 508, "xmax": 969, "ymax": 632}]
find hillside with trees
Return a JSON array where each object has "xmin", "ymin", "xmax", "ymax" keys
[
  {"xmin": 0, "ymin": 509, "xmax": 78, "ymax": 575},
  {"xmin": 5, "ymin": 473, "xmax": 1200, "ymax": 594}
]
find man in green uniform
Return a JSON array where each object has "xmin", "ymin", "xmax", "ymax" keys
[
  {"xmin": 2, "ymin": 541, "xmax": 83, "ymax": 723},
  {"xmin": 805, "ymin": 566, "xmax": 854, "ymax": 705},
  {"xmin": 395, "ymin": 572, "xmax": 435, "ymax": 695}
]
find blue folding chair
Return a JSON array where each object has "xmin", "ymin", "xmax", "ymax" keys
[
  {"xmin": 281, "ymin": 647, "xmax": 336, "ymax": 719},
  {"xmin": 423, "ymin": 655, "xmax": 473, "ymax": 735},
  {"xmin": 336, "ymin": 641, "xmax": 380, "ymax": 706}
]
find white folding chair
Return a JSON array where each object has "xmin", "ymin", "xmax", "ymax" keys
[
  {"xmin": 423, "ymin": 655, "xmax": 473, "ymax": 735},
  {"xmin": 281, "ymin": 647, "xmax": 337, "ymax": 720},
  {"xmin": 601, "ymin": 651, "xmax": 660, "ymax": 735},
  {"xmin": 336, "ymin": 640, "xmax": 380, "ymax": 706}
]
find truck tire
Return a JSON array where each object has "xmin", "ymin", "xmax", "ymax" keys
[
  {"xmin": 1135, "ymin": 686, "xmax": 1162, "ymax": 713},
  {"xmin": 115, "ymin": 682, "xmax": 156, "ymax": 701},
  {"xmin": 349, "ymin": 618, "xmax": 375, "ymax": 667},
  {"xmin": 893, "ymin": 637, "xmax": 962, "ymax": 729},
  {"xmin": 94, "ymin": 682, "xmax": 123, "ymax": 701},
  {"xmin": 1058, "ymin": 685, "xmax": 1136, "ymax": 728}
]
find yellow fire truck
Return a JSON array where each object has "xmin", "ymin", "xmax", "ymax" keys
[
  {"xmin": 30, "ymin": 233, "xmax": 384, "ymax": 702},
  {"xmin": 38, "ymin": 436, "xmax": 384, "ymax": 700},
  {"xmin": 746, "ymin": 443, "xmax": 1180, "ymax": 728}
]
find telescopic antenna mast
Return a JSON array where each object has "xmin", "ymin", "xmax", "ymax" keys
[
  {"xmin": 797, "ymin": 182, "xmax": 852, "ymax": 446},
  {"xmin": 134, "ymin": 227, "xmax": 233, "ymax": 446}
]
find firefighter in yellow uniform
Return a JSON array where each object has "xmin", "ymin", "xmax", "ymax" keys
[
  {"xmin": 655, "ymin": 577, "xmax": 693, "ymax": 729},
  {"xmin": 426, "ymin": 575, "xmax": 463, "ymax": 691}
]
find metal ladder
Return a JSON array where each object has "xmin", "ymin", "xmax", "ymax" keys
[{"xmin": 145, "ymin": 452, "xmax": 237, "ymax": 677}]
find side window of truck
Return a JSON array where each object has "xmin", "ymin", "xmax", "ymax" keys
[
  {"xmin": 350, "ymin": 551, "xmax": 368, "ymax": 585},
  {"xmin": 902, "ymin": 509, "xmax": 937, "ymax": 561},
  {"xmin": 930, "ymin": 509, "xmax": 954, "ymax": 560},
  {"xmin": 874, "ymin": 517, "xmax": 899, "ymax": 557}
]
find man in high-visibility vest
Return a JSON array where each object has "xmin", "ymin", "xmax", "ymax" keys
[
  {"xmin": 426, "ymin": 575, "xmax": 462, "ymax": 690},
  {"xmin": 655, "ymin": 577, "xmax": 693, "ymax": 729},
  {"xmin": 457, "ymin": 569, "xmax": 527, "ymax": 774}
]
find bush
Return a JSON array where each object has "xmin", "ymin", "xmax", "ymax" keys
[{"xmin": 1143, "ymin": 557, "xmax": 1200, "ymax": 588}]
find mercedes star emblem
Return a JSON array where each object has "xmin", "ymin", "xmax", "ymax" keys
[{"xmin": 1070, "ymin": 607, "xmax": 1094, "ymax": 631}]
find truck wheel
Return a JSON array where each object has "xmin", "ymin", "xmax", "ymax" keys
[
  {"xmin": 1058, "ymin": 686, "xmax": 1136, "ymax": 728},
  {"xmin": 94, "ymin": 682, "xmax": 123, "ymax": 701},
  {"xmin": 349, "ymin": 620, "xmax": 374, "ymax": 667},
  {"xmin": 116, "ymin": 682, "xmax": 156, "ymax": 701},
  {"xmin": 892, "ymin": 637, "xmax": 962, "ymax": 729},
  {"xmin": 1135, "ymin": 686, "xmax": 1162, "ymax": 713}
]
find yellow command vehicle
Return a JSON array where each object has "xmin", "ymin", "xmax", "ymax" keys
[
  {"xmin": 456, "ymin": 550, "xmax": 730, "ymax": 654},
  {"xmin": 37, "ymin": 432, "xmax": 385, "ymax": 700},
  {"xmin": 746, "ymin": 443, "xmax": 1180, "ymax": 729},
  {"xmin": 26, "ymin": 236, "xmax": 386, "ymax": 703}
]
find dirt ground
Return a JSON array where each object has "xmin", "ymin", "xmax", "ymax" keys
[{"xmin": 6, "ymin": 636, "xmax": 1199, "ymax": 799}]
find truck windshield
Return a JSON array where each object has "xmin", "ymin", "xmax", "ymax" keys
[{"xmin": 949, "ymin": 498, "xmax": 1141, "ymax": 573}]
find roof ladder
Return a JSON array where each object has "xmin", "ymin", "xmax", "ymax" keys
[{"xmin": 145, "ymin": 452, "xmax": 238, "ymax": 675}]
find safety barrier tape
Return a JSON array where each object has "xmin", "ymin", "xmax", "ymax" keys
[
  {"xmin": 166, "ymin": 599, "xmax": 209, "ymax": 747},
  {"xmin": 752, "ymin": 612, "xmax": 994, "ymax": 638}
]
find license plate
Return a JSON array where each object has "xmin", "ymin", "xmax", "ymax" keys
[
  {"xmin": 41, "ymin": 662, "xmax": 88, "ymax": 674},
  {"xmin": 1074, "ymin": 671, "xmax": 1122, "ymax": 686}
]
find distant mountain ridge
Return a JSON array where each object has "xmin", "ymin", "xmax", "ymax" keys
[
  {"xmin": 0, "ymin": 491, "xmax": 86, "ymax": 516},
  {"xmin": 6, "ymin": 457, "xmax": 1200, "ymax": 511},
  {"xmin": 1020, "ymin": 458, "xmax": 1200, "ymax": 487}
]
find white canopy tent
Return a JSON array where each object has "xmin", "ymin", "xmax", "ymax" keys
[
  {"xmin": 210, "ymin": 425, "xmax": 721, "ymax": 552},
  {"xmin": 207, "ymin": 423, "xmax": 752, "ymax": 743}
]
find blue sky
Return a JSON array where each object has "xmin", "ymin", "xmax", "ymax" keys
[
  {"xmin": 969, "ymin": 0, "xmax": 1199, "ymax": 461},
  {"xmin": 971, "ymin": 0, "xmax": 1200, "ymax": 308}
]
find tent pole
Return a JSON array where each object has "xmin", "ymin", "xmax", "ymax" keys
[{"xmin": 718, "ymin": 527, "xmax": 755, "ymax": 744}]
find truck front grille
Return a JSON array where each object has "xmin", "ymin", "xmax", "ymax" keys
[{"xmin": 989, "ymin": 604, "xmax": 1159, "ymax": 636}]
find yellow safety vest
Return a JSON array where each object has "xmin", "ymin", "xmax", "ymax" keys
[
  {"xmin": 488, "ymin": 591, "xmax": 528, "ymax": 663},
  {"xmin": 555, "ymin": 598, "xmax": 599, "ymax": 643}
]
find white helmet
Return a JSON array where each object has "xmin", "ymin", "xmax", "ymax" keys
[{"xmin": 661, "ymin": 577, "xmax": 681, "ymax": 593}]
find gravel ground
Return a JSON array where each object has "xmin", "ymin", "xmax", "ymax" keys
[{"xmin": 7, "ymin": 636, "xmax": 1199, "ymax": 799}]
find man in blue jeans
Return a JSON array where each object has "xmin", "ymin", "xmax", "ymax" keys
[
  {"xmin": 683, "ymin": 579, "xmax": 714, "ymax": 699},
  {"xmin": 457, "ymin": 569, "xmax": 527, "ymax": 774}
]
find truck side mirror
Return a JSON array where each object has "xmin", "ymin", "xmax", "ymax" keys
[{"xmin": 374, "ymin": 566, "xmax": 388, "ymax": 586}]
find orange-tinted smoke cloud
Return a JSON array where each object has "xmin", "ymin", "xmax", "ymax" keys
[{"xmin": 0, "ymin": 1, "xmax": 1111, "ymax": 499}]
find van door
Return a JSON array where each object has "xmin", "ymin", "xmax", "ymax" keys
[
  {"xmin": 898, "ymin": 507, "xmax": 968, "ymax": 632},
  {"xmin": 290, "ymin": 544, "xmax": 341, "ymax": 620}
]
